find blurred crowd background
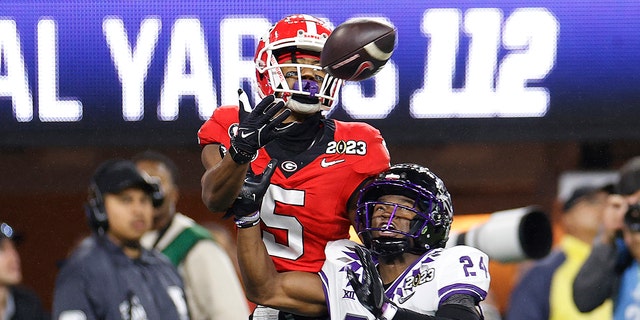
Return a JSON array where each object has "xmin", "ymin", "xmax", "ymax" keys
[{"xmin": 3, "ymin": 140, "xmax": 640, "ymax": 315}]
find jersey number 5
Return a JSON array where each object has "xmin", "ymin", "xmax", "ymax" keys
[{"xmin": 260, "ymin": 184, "xmax": 305, "ymax": 260}]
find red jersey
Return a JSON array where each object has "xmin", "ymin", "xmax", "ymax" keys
[{"xmin": 198, "ymin": 105, "xmax": 390, "ymax": 272}]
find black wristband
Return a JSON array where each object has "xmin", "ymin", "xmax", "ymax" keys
[{"xmin": 229, "ymin": 143, "xmax": 255, "ymax": 164}]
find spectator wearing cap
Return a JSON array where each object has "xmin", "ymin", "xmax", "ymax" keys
[
  {"xmin": 52, "ymin": 159, "xmax": 190, "ymax": 320},
  {"xmin": 0, "ymin": 222, "xmax": 49, "ymax": 320},
  {"xmin": 133, "ymin": 150, "xmax": 249, "ymax": 320},
  {"xmin": 574, "ymin": 156, "xmax": 640, "ymax": 318},
  {"xmin": 507, "ymin": 184, "xmax": 612, "ymax": 320}
]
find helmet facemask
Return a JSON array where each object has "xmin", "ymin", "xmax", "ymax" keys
[
  {"xmin": 254, "ymin": 15, "xmax": 343, "ymax": 114},
  {"xmin": 355, "ymin": 165, "xmax": 453, "ymax": 258},
  {"xmin": 359, "ymin": 200, "xmax": 432, "ymax": 259}
]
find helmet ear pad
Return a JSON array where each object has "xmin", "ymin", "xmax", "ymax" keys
[
  {"xmin": 85, "ymin": 182, "xmax": 108, "ymax": 234},
  {"xmin": 410, "ymin": 219, "xmax": 449, "ymax": 254}
]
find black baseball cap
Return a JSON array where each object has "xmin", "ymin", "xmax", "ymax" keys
[
  {"xmin": 562, "ymin": 186, "xmax": 607, "ymax": 212},
  {"xmin": 92, "ymin": 159, "xmax": 156, "ymax": 195}
]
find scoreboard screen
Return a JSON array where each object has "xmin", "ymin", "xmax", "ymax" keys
[{"xmin": 0, "ymin": 1, "xmax": 638, "ymax": 146}]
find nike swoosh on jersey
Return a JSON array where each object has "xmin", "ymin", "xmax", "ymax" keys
[
  {"xmin": 320, "ymin": 158, "xmax": 345, "ymax": 167},
  {"xmin": 397, "ymin": 291, "xmax": 416, "ymax": 304}
]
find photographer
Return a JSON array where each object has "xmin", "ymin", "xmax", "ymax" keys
[{"xmin": 573, "ymin": 157, "xmax": 640, "ymax": 318}]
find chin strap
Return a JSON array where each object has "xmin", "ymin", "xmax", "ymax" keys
[{"xmin": 371, "ymin": 238, "xmax": 409, "ymax": 258}]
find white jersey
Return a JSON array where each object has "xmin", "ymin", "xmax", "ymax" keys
[{"xmin": 319, "ymin": 239, "xmax": 490, "ymax": 319}]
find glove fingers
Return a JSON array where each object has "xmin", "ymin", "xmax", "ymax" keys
[
  {"xmin": 253, "ymin": 95, "xmax": 276, "ymax": 114},
  {"xmin": 249, "ymin": 159, "xmax": 277, "ymax": 199},
  {"xmin": 260, "ymin": 159, "xmax": 278, "ymax": 181},
  {"xmin": 356, "ymin": 247, "xmax": 373, "ymax": 289},
  {"xmin": 346, "ymin": 267, "xmax": 361, "ymax": 291},
  {"xmin": 348, "ymin": 265, "xmax": 378, "ymax": 316},
  {"xmin": 355, "ymin": 246, "xmax": 386, "ymax": 310},
  {"xmin": 245, "ymin": 165, "xmax": 257, "ymax": 180},
  {"xmin": 355, "ymin": 246, "xmax": 374, "ymax": 273},
  {"xmin": 264, "ymin": 108, "xmax": 292, "ymax": 133},
  {"xmin": 263, "ymin": 100, "xmax": 287, "ymax": 118},
  {"xmin": 271, "ymin": 105, "xmax": 292, "ymax": 123},
  {"xmin": 238, "ymin": 88, "xmax": 253, "ymax": 113}
]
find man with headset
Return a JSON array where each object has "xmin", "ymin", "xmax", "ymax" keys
[
  {"xmin": 52, "ymin": 159, "xmax": 190, "ymax": 320},
  {"xmin": 134, "ymin": 150, "xmax": 249, "ymax": 319}
]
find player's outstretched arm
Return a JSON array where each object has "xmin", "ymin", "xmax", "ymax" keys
[
  {"xmin": 237, "ymin": 225, "xmax": 327, "ymax": 316},
  {"xmin": 200, "ymin": 91, "xmax": 291, "ymax": 212},
  {"xmin": 201, "ymin": 145, "xmax": 251, "ymax": 212},
  {"xmin": 232, "ymin": 160, "xmax": 327, "ymax": 316}
]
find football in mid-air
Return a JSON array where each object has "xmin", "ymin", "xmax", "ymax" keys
[{"xmin": 321, "ymin": 18, "xmax": 396, "ymax": 81}]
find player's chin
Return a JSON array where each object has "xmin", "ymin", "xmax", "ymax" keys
[{"xmin": 286, "ymin": 97, "xmax": 322, "ymax": 114}]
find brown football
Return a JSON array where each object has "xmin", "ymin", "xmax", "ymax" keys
[{"xmin": 321, "ymin": 18, "xmax": 396, "ymax": 81}]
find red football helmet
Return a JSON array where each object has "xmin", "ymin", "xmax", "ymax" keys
[{"xmin": 255, "ymin": 14, "xmax": 343, "ymax": 112}]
